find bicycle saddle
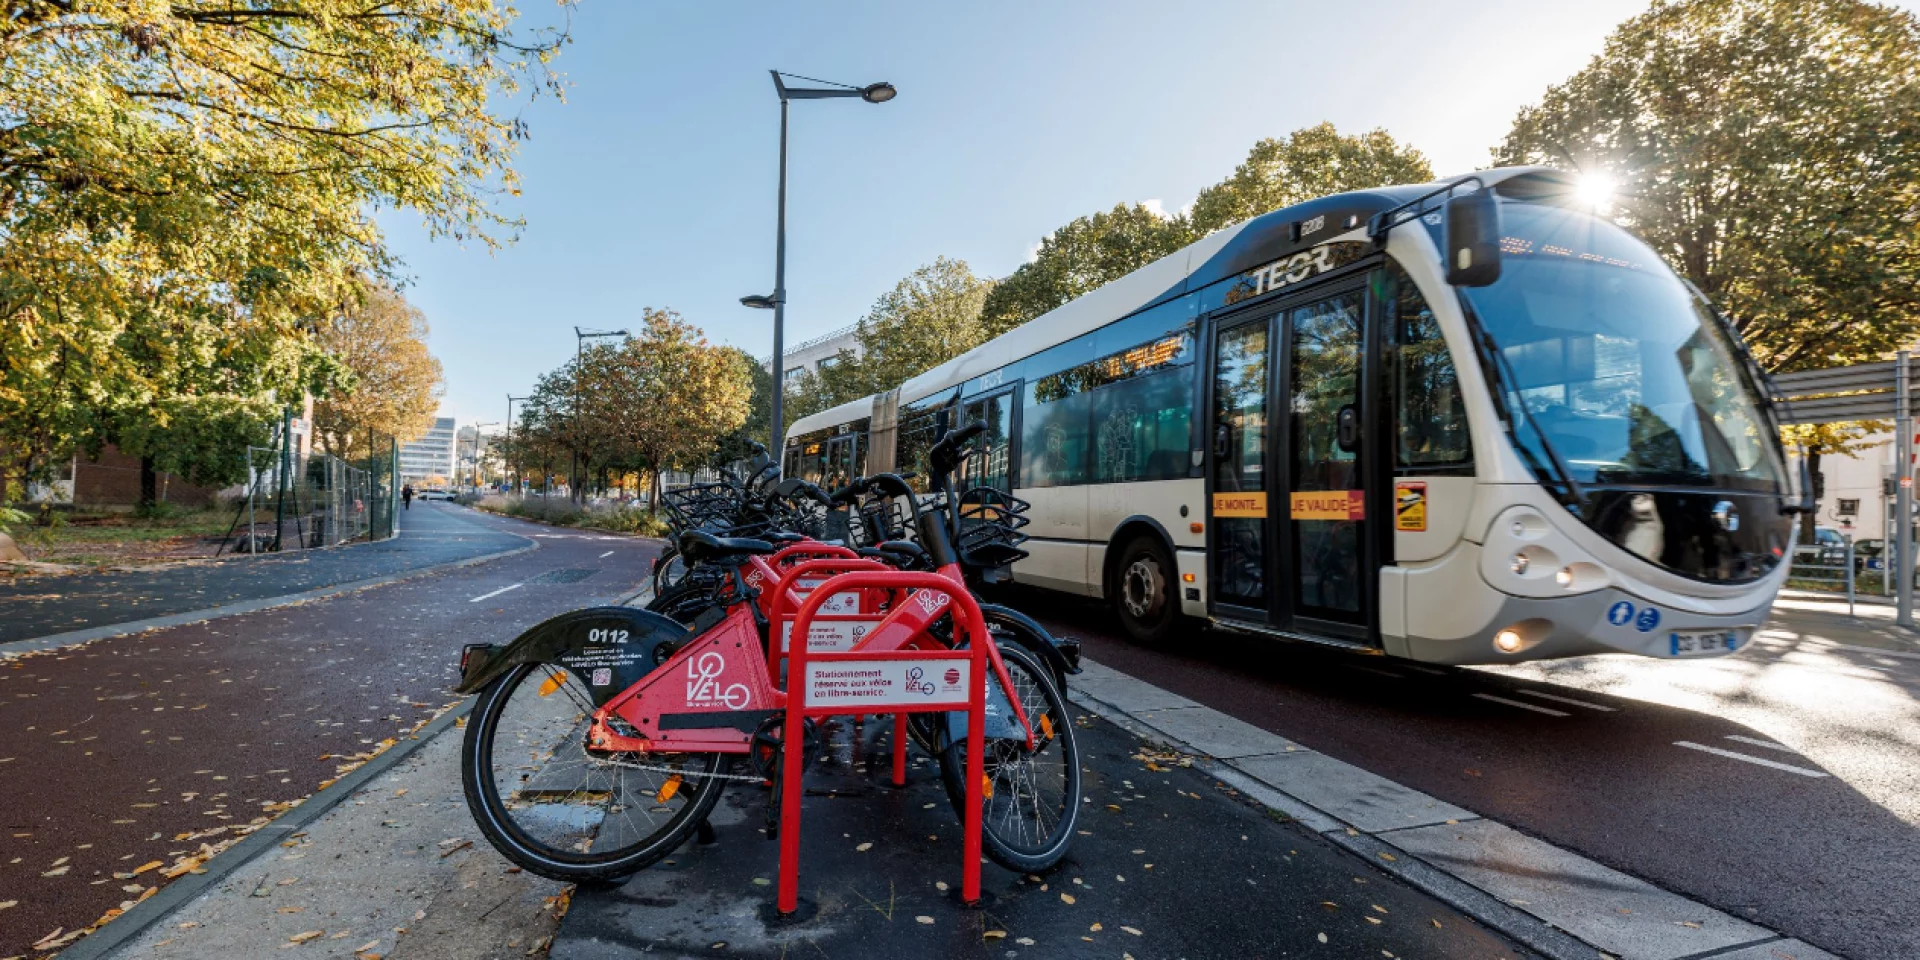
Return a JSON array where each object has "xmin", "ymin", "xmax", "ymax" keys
[
  {"xmin": 858, "ymin": 540, "xmax": 925, "ymax": 563},
  {"xmin": 678, "ymin": 530, "xmax": 776, "ymax": 563}
]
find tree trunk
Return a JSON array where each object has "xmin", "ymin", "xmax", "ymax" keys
[
  {"xmin": 139, "ymin": 456, "xmax": 159, "ymax": 512},
  {"xmin": 1802, "ymin": 450, "xmax": 1823, "ymax": 544}
]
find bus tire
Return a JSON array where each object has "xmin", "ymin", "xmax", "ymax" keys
[{"xmin": 1112, "ymin": 534, "xmax": 1182, "ymax": 644}]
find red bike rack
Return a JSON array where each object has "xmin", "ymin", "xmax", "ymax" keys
[
  {"xmin": 764, "ymin": 557, "xmax": 892, "ymax": 680},
  {"xmin": 777, "ymin": 570, "xmax": 991, "ymax": 914}
]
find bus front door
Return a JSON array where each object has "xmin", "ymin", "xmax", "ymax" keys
[{"xmin": 1207, "ymin": 286, "xmax": 1375, "ymax": 643}]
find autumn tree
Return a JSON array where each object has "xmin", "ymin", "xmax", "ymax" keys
[
  {"xmin": 1188, "ymin": 123, "xmax": 1433, "ymax": 235},
  {"xmin": 0, "ymin": 1, "xmax": 567, "ymax": 500},
  {"xmin": 1494, "ymin": 0, "xmax": 1920, "ymax": 374},
  {"xmin": 981, "ymin": 125, "xmax": 1431, "ymax": 335},
  {"xmin": 313, "ymin": 284, "xmax": 446, "ymax": 461},
  {"xmin": 788, "ymin": 258, "xmax": 995, "ymax": 424},
  {"xmin": 613, "ymin": 310, "xmax": 753, "ymax": 506}
]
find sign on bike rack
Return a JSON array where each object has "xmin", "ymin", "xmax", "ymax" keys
[
  {"xmin": 766, "ymin": 558, "xmax": 891, "ymax": 677},
  {"xmin": 778, "ymin": 571, "xmax": 991, "ymax": 914}
]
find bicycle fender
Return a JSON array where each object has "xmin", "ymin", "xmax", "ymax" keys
[
  {"xmin": 454, "ymin": 605, "xmax": 690, "ymax": 705},
  {"xmin": 979, "ymin": 603, "xmax": 1082, "ymax": 678}
]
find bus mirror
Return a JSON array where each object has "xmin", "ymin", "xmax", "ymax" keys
[{"xmin": 1444, "ymin": 190, "xmax": 1503, "ymax": 287}]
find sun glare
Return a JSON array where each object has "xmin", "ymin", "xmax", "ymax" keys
[{"xmin": 1577, "ymin": 173, "xmax": 1616, "ymax": 210}]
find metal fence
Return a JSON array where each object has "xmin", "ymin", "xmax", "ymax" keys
[{"xmin": 222, "ymin": 428, "xmax": 398, "ymax": 555}]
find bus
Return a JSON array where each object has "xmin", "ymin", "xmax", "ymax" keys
[{"xmin": 783, "ymin": 167, "xmax": 1796, "ymax": 664}]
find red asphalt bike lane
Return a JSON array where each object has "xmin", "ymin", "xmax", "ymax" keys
[{"xmin": 0, "ymin": 506, "xmax": 659, "ymax": 959}]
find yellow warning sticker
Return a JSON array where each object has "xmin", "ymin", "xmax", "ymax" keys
[
  {"xmin": 1212, "ymin": 491, "xmax": 1267, "ymax": 518},
  {"xmin": 1290, "ymin": 490, "xmax": 1366, "ymax": 521},
  {"xmin": 1395, "ymin": 481, "xmax": 1428, "ymax": 532}
]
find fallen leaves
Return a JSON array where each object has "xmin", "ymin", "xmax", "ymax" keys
[
  {"xmin": 288, "ymin": 930, "xmax": 324, "ymax": 944},
  {"xmin": 1060, "ymin": 893, "xmax": 1076, "ymax": 905}
]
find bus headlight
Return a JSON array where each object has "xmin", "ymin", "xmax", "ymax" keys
[
  {"xmin": 1555, "ymin": 567, "xmax": 1574, "ymax": 587},
  {"xmin": 1510, "ymin": 554, "xmax": 1530, "ymax": 574},
  {"xmin": 1493, "ymin": 629, "xmax": 1525, "ymax": 653}
]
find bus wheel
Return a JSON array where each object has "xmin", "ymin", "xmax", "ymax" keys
[{"xmin": 1114, "ymin": 535, "xmax": 1180, "ymax": 644}]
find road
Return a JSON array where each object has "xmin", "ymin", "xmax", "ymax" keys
[
  {"xmin": 0, "ymin": 504, "xmax": 659, "ymax": 959},
  {"xmin": 1013, "ymin": 588, "xmax": 1920, "ymax": 960}
]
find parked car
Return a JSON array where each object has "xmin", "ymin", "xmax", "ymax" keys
[
  {"xmin": 1793, "ymin": 526, "xmax": 1848, "ymax": 567},
  {"xmin": 417, "ymin": 488, "xmax": 454, "ymax": 501}
]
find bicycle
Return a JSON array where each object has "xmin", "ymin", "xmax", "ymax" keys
[{"xmin": 454, "ymin": 426, "xmax": 1081, "ymax": 881}]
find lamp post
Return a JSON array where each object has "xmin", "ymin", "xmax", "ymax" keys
[
  {"xmin": 743, "ymin": 70, "xmax": 896, "ymax": 460},
  {"xmin": 506, "ymin": 394, "xmax": 530, "ymax": 494},
  {"xmin": 572, "ymin": 327, "xmax": 628, "ymax": 503}
]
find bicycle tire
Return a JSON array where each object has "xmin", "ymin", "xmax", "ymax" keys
[
  {"xmin": 461, "ymin": 662, "xmax": 729, "ymax": 882},
  {"xmin": 935, "ymin": 644, "xmax": 1081, "ymax": 872}
]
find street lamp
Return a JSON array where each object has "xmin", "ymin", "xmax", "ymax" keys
[
  {"xmin": 572, "ymin": 326, "xmax": 628, "ymax": 503},
  {"xmin": 749, "ymin": 70, "xmax": 895, "ymax": 459}
]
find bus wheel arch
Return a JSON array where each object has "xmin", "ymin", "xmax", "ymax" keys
[{"xmin": 1103, "ymin": 518, "xmax": 1185, "ymax": 644}]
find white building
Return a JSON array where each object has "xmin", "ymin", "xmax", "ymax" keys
[
  {"xmin": 399, "ymin": 417, "xmax": 457, "ymax": 485},
  {"xmin": 762, "ymin": 324, "xmax": 861, "ymax": 390},
  {"xmin": 1797, "ymin": 429, "xmax": 1906, "ymax": 542}
]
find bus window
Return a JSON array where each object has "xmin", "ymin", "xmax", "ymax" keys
[
  {"xmin": 1387, "ymin": 261, "xmax": 1471, "ymax": 468},
  {"xmin": 960, "ymin": 390, "xmax": 1016, "ymax": 492},
  {"xmin": 1022, "ymin": 375, "xmax": 1090, "ymax": 487}
]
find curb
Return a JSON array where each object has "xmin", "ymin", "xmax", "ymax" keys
[
  {"xmin": 1066, "ymin": 670, "xmax": 1842, "ymax": 960},
  {"xmin": 61, "ymin": 699, "xmax": 477, "ymax": 960},
  {"xmin": 0, "ymin": 540, "xmax": 537, "ymax": 658}
]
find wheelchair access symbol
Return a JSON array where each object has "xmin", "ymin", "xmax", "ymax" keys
[{"xmin": 1607, "ymin": 601, "xmax": 1635, "ymax": 626}]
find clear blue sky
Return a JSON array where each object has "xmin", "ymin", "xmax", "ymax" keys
[{"xmin": 391, "ymin": 0, "xmax": 1919, "ymax": 431}]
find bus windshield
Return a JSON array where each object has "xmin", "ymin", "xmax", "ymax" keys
[{"xmin": 1457, "ymin": 203, "xmax": 1786, "ymax": 494}]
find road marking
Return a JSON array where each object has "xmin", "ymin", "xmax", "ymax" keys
[
  {"xmin": 469, "ymin": 583, "xmax": 524, "ymax": 603},
  {"xmin": 1346, "ymin": 665, "xmax": 1406, "ymax": 679},
  {"xmin": 1471, "ymin": 693, "xmax": 1568, "ymax": 717},
  {"xmin": 599, "ymin": 550, "xmax": 615, "ymax": 559},
  {"xmin": 1674, "ymin": 741, "xmax": 1829, "ymax": 777},
  {"xmin": 1512, "ymin": 689, "xmax": 1617, "ymax": 712},
  {"xmin": 1723, "ymin": 734, "xmax": 1798, "ymax": 754}
]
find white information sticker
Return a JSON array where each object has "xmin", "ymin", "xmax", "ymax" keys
[
  {"xmin": 802, "ymin": 658, "xmax": 971, "ymax": 708},
  {"xmin": 780, "ymin": 618, "xmax": 883, "ymax": 652}
]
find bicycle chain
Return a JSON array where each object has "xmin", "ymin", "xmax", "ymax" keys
[{"xmin": 584, "ymin": 754, "xmax": 768, "ymax": 783}]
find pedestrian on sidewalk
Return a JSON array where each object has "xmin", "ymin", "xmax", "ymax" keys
[{"xmin": 402, "ymin": 484, "xmax": 415, "ymax": 510}]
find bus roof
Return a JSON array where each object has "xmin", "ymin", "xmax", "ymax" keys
[{"xmin": 784, "ymin": 167, "xmax": 1563, "ymax": 441}]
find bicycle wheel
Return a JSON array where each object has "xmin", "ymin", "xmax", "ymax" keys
[
  {"xmin": 936, "ymin": 643, "xmax": 1081, "ymax": 872},
  {"xmin": 461, "ymin": 662, "xmax": 729, "ymax": 882}
]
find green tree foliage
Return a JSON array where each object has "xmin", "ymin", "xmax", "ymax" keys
[
  {"xmin": 1188, "ymin": 123, "xmax": 1434, "ymax": 235},
  {"xmin": 0, "ymin": 1, "xmax": 566, "ymax": 499},
  {"xmin": 979, "ymin": 205, "xmax": 1194, "ymax": 339},
  {"xmin": 713, "ymin": 347, "xmax": 775, "ymax": 464},
  {"xmin": 788, "ymin": 258, "xmax": 995, "ymax": 422},
  {"xmin": 980, "ymin": 124, "xmax": 1432, "ymax": 336},
  {"xmin": 312, "ymin": 283, "xmax": 446, "ymax": 462},
  {"xmin": 1493, "ymin": 0, "xmax": 1920, "ymax": 375}
]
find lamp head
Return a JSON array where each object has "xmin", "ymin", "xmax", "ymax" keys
[
  {"xmin": 860, "ymin": 82, "xmax": 896, "ymax": 104},
  {"xmin": 741, "ymin": 294, "xmax": 778, "ymax": 310}
]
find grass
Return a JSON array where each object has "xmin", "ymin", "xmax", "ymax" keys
[
  {"xmin": 5, "ymin": 506, "xmax": 237, "ymax": 567},
  {"xmin": 474, "ymin": 494, "xmax": 671, "ymax": 538}
]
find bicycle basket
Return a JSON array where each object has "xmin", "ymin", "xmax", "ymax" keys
[
  {"xmin": 953, "ymin": 485, "xmax": 1031, "ymax": 571},
  {"xmin": 660, "ymin": 483, "xmax": 745, "ymax": 536}
]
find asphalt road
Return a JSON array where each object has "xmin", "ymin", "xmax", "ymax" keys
[
  {"xmin": 1009, "ymin": 588, "xmax": 1920, "ymax": 960},
  {"xmin": 0, "ymin": 505, "xmax": 658, "ymax": 959},
  {"xmin": 0, "ymin": 503, "xmax": 528, "ymax": 645}
]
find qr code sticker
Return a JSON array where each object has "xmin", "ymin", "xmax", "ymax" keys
[{"xmin": 591, "ymin": 668, "xmax": 612, "ymax": 687}]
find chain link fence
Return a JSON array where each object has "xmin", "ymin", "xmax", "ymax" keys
[{"xmin": 222, "ymin": 428, "xmax": 398, "ymax": 555}]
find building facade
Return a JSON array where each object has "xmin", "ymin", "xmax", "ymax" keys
[
  {"xmin": 399, "ymin": 417, "xmax": 457, "ymax": 485},
  {"xmin": 761, "ymin": 324, "xmax": 861, "ymax": 390}
]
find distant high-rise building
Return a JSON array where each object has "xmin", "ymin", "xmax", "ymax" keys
[{"xmin": 399, "ymin": 417, "xmax": 457, "ymax": 484}]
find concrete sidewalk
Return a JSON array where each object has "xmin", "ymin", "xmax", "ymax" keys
[
  {"xmin": 553, "ymin": 714, "xmax": 1533, "ymax": 960},
  {"xmin": 0, "ymin": 503, "xmax": 527, "ymax": 649}
]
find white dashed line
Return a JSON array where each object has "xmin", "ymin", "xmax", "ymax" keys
[
  {"xmin": 1723, "ymin": 734, "xmax": 1798, "ymax": 754},
  {"xmin": 1674, "ymin": 741, "xmax": 1829, "ymax": 777},
  {"xmin": 1513, "ymin": 689, "xmax": 1617, "ymax": 712},
  {"xmin": 1472, "ymin": 693, "xmax": 1568, "ymax": 717},
  {"xmin": 469, "ymin": 583, "xmax": 524, "ymax": 603},
  {"xmin": 599, "ymin": 550, "xmax": 615, "ymax": 558},
  {"xmin": 1347, "ymin": 665, "xmax": 1406, "ymax": 679}
]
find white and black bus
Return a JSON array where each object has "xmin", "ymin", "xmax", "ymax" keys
[{"xmin": 784, "ymin": 167, "xmax": 1796, "ymax": 664}]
